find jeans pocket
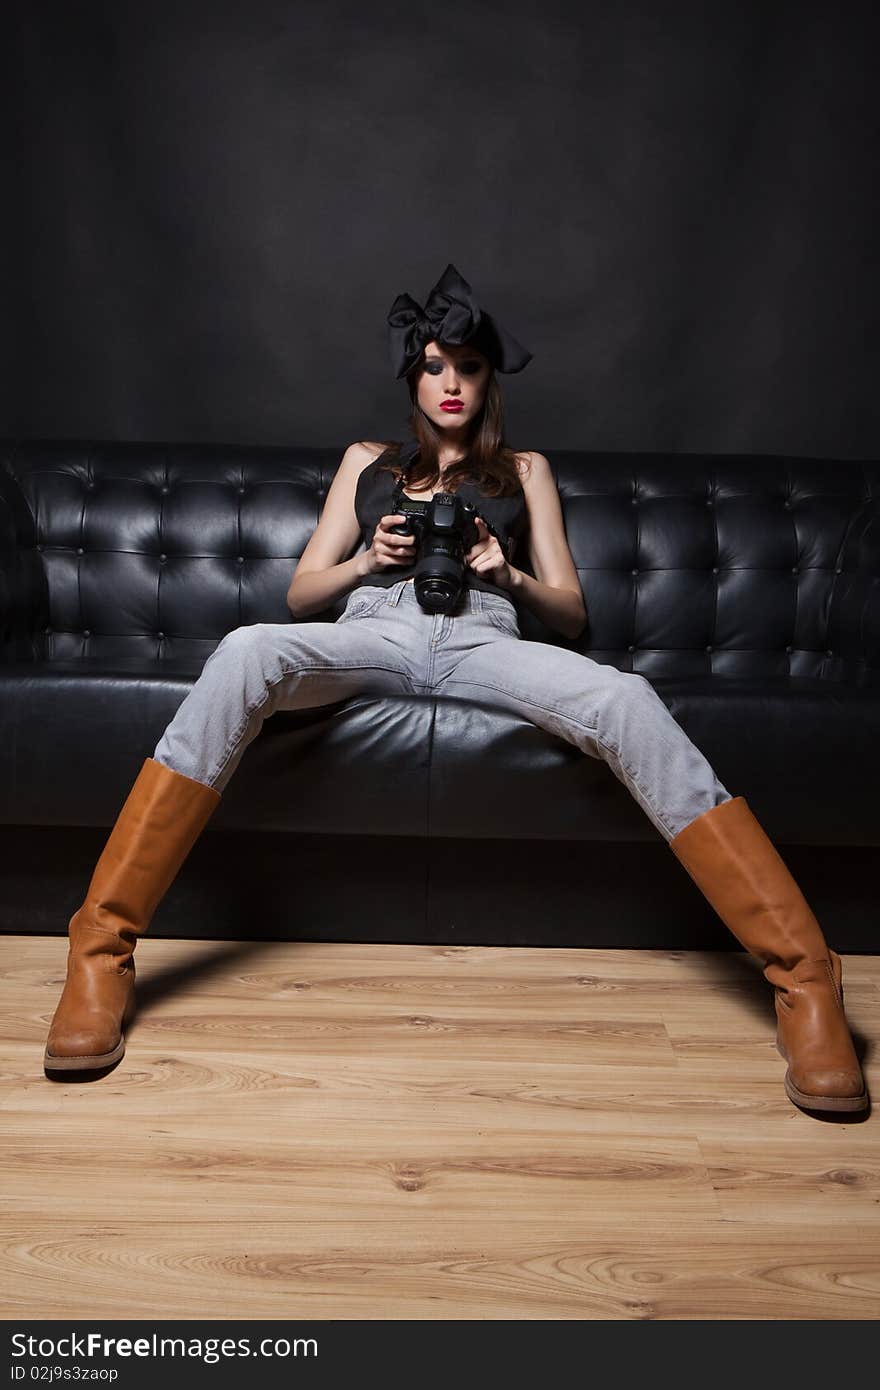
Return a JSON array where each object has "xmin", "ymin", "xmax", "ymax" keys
[
  {"xmin": 484, "ymin": 599, "xmax": 520, "ymax": 636},
  {"xmin": 337, "ymin": 588, "xmax": 388, "ymax": 623}
]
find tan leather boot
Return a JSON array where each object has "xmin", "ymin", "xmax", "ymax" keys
[
  {"xmin": 669, "ymin": 796, "xmax": 868, "ymax": 1114},
  {"xmin": 44, "ymin": 757, "xmax": 221, "ymax": 1073}
]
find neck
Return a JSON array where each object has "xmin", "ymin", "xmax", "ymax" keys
[{"xmin": 436, "ymin": 422, "xmax": 472, "ymax": 468}]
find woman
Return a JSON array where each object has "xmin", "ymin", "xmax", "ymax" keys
[{"xmin": 44, "ymin": 264, "xmax": 868, "ymax": 1117}]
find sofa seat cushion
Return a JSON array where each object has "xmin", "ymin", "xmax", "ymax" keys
[
  {"xmin": 2, "ymin": 663, "xmax": 878, "ymax": 844},
  {"xmin": 652, "ymin": 675, "xmax": 880, "ymax": 843},
  {"xmin": 0, "ymin": 659, "xmax": 433, "ymax": 836},
  {"xmin": 428, "ymin": 676, "xmax": 880, "ymax": 843}
]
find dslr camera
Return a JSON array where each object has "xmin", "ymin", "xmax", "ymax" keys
[{"xmin": 388, "ymin": 481, "xmax": 508, "ymax": 614}]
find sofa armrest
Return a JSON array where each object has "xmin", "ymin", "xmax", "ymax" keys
[
  {"xmin": 0, "ymin": 464, "xmax": 47, "ymax": 662},
  {"xmin": 828, "ymin": 499, "xmax": 880, "ymax": 686}
]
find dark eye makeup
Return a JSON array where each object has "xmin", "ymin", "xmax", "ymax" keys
[{"xmin": 424, "ymin": 359, "xmax": 484, "ymax": 375}]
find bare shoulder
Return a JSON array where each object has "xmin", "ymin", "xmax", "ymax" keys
[
  {"xmin": 335, "ymin": 440, "xmax": 389, "ymax": 485},
  {"xmin": 354, "ymin": 440, "xmax": 388, "ymax": 463},
  {"xmin": 513, "ymin": 450, "xmax": 552, "ymax": 487}
]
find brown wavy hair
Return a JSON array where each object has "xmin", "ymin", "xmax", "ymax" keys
[{"xmin": 372, "ymin": 358, "xmax": 531, "ymax": 498}]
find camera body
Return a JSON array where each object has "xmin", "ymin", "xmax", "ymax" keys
[{"xmin": 388, "ymin": 486, "xmax": 504, "ymax": 613}]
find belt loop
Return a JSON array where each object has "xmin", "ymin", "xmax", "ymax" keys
[
  {"xmin": 473, "ymin": 587, "xmax": 484, "ymax": 613},
  {"xmin": 390, "ymin": 580, "xmax": 405, "ymax": 607}
]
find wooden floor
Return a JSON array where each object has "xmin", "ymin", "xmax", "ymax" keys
[{"xmin": 1, "ymin": 934, "xmax": 878, "ymax": 1320}]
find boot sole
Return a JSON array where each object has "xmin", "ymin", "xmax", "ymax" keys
[
  {"xmin": 776, "ymin": 1040, "xmax": 868, "ymax": 1113},
  {"xmin": 44, "ymin": 1034, "xmax": 126, "ymax": 1072}
]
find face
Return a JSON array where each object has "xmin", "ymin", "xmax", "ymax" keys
[{"xmin": 413, "ymin": 339, "xmax": 491, "ymax": 427}]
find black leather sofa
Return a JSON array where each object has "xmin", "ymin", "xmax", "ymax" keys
[{"xmin": 1, "ymin": 439, "xmax": 878, "ymax": 951}]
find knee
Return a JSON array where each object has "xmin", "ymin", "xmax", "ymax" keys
[
  {"xmin": 608, "ymin": 669, "xmax": 655, "ymax": 702},
  {"xmin": 216, "ymin": 624, "xmax": 242, "ymax": 644},
  {"xmin": 596, "ymin": 670, "xmax": 661, "ymax": 728},
  {"xmin": 216, "ymin": 622, "xmax": 266, "ymax": 652},
  {"xmin": 625, "ymin": 671, "xmax": 659, "ymax": 700},
  {"xmin": 211, "ymin": 623, "xmax": 278, "ymax": 671}
]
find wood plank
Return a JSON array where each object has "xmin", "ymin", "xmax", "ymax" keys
[{"xmin": 1, "ymin": 936, "xmax": 877, "ymax": 1319}]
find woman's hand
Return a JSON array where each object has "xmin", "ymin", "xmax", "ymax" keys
[
  {"xmin": 362, "ymin": 514, "xmax": 418, "ymax": 575},
  {"xmin": 464, "ymin": 517, "xmax": 514, "ymax": 588}
]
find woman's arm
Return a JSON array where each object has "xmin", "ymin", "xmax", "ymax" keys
[
  {"xmin": 286, "ymin": 442, "xmax": 376, "ymax": 619},
  {"xmin": 473, "ymin": 452, "xmax": 587, "ymax": 640}
]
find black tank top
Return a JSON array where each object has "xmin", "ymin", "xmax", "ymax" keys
[{"xmin": 350, "ymin": 441, "xmax": 529, "ymax": 600}]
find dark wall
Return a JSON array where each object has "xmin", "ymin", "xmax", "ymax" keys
[{"xmin": 3, "ymin": 0, "xmax": 878, "ymax": 457}]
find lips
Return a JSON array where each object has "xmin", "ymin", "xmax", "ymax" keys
[{"xmin": 440, "ymin": 401, "xmax": 463, "ymax": 412}]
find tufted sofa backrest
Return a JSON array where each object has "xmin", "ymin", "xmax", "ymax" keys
[
  {"xmin": 557, "ymin": 452, "xmax": 879, "ymax": 680},
  {"xmin": 1, "ymin": 439, "xmax": 878, "ymax": 681},
  {"xmin": 0, "ymin": 441, "xmax": 329, "ymax": 665}
]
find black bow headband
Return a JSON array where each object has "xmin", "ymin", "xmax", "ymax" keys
[{"xmin": 386, "ymin": 262, "xmax": 532, "ymax": 379}]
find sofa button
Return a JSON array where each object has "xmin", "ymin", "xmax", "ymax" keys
[
  {"xmin": 705, "ymin": 645, "xmax": 713, "ymax": 653},
  {"xmin": 835, "ymin": 566, "xmax": 842, "ymax": 574},
  {"xmin": 159, "ymin": 554, "xmax": 166, "ymax": 563},
  {"xmin": 239, "ymin": 486, "xmax": 246, "ymax": 495},
  {"xmin": 706, "ymin": 498, "xmax": 714, "ymax": 507},
  {"xmin": 791, "ymin": 566, "xmax": 798, "ymax": 574},
  {"xmin": 161, "ymin": 485, "xmax": 169, "ymax": 495},
  {"xmin": 631, "ymin": 568, "xmax": 638, "ymax": 576},
  {"xmin": 237, "ymin": 556, "xmax": 244, "ymax": 564},
  {"xmin": 158, "ymin": 631, "xmax": 165, "ymax": 640},
  {"xmin": 36, "ymin": 545, "xmax": 42, "ymax": 552},
  {"xmin": 826, "ymin": 649, "xmax": 833, "ymax": 657},
  {"xmin": 786, "ymin": 645, "xmax": 792, "ymax": 654},
  {"xmin": 712, "ymin": 566, "xmax": 719, "ymax": 574},
  {"xmin": 77, "ymin": 547, "xmax": 84, "ymax": 555},
  {"xmin": 630, "ymin": 497, "xmax": 638, "ymax": 505},
  {"xmin": 783, "ymin": 500, "xmax": 791, "ymax": 509},
  {"xmin": 83, "ymin": 629, "xmax": 90, "ymax": 637},
  {"xmin": 627, "ymin": 644, "xmax": 635, "ymax": 653},
  {"xmin": 44, "ymin": 627, "xmax": 51, "ymax": 635}
]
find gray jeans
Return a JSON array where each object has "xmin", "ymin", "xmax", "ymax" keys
[{"xmin": 154, "ymin": 577, "xmax": 733, "ymax": 842}]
